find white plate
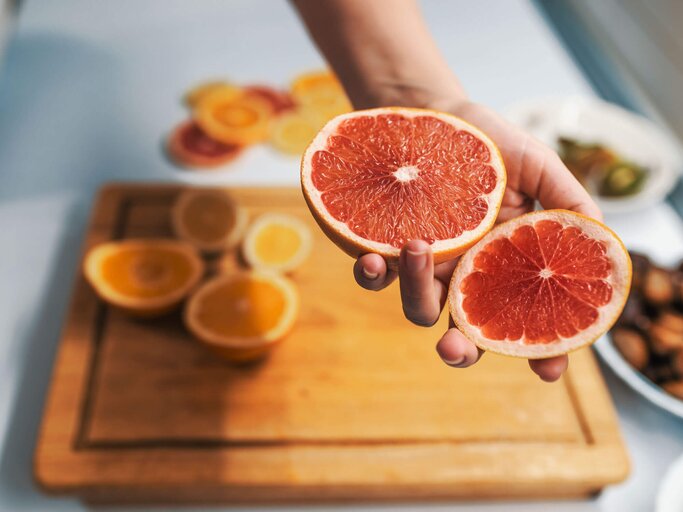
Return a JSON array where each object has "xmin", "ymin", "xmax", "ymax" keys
[
  {"xmin": 658, "ymin": 452, "xmax": 683, "ymax": 512},
  {"xmin": 505, "ymin": 96, "xmax": 682, "ymax": 214},
  {"xmin": 594, "ymin": 335, "xmax": 683, "ymax": 419}
]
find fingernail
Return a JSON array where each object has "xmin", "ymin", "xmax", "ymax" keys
[
  {"xmin": 362, "ymin": 268, "xmax": 379, "ymax": 280},
  {"xmin": 443, "ymin": 356, "xmax": 465, "ymax": 367},
  {"xmin": 406, "ymin": 249, "xmax": 427, "ymax": 272}
]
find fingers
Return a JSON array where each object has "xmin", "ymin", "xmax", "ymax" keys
[
  {"xmin": 435, "ymin": 326, "xmax": 483, "ymax": 368},
  {"xmin": 398, "ymin": 240, "xmax": 445, "ymax": 327},
  {"xmin": 518, "ymin": 139, "xmax": 602, "ymax": 221},
  {"xmin": 528, "ymin": 355, "xmax": 569, "ymax": 382},
  {"xmin": 353, "ymin": 253, "xmax": 397, "ymax": 291}
]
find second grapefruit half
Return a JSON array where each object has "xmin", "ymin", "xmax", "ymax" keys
[
  {"xmin": 300, "ymin": 107, "xmax": 506, "ymax": 266},
  {"xmin": 449, "ymin": 210, "xmax": 632, "ymax": 358}
]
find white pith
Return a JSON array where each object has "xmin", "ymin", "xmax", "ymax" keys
[
  {"xmin": 448, "ymin": 210, "xmax": 632, "ymax": 359},
  {"xmin": 301, "ymin": 108, "xmax": 507, "ymax": 257},
  {"xmin": 394, "ymin": 165, "xmax": 420, "ymax": 182}
]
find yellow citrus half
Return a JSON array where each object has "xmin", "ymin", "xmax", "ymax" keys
[{"xmin": 242, "ymin": 213, "xmax": 313, "ymax": 273}]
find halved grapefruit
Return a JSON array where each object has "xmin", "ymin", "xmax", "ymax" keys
[
  {"xmin": 244, "ymin": 85, "xmax": 296, "ymax": 115},
  {"xmin": 448, "ymin": 210, "xmax": 632, "ymax": 358},
  {"xmin": 300, "ymin": 107, "xmax": 506, "ymax": 266},
  {"xmin": 84, "ymin": 239, "xmax": 204, "ymax": 317},
  {"xmin": 167, "ymin": 120, "xmax": 243, "ymax": 169},
  {"xmin": 171, "ymin": 188, "xmax": 247, "ymax": 254},
  {"xmin": 184, "ymin": 271, "xmax": 299, "ymax": 363}
]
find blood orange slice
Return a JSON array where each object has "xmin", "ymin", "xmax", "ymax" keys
[
  {"xmin": 300, "ymin": 107, "xmax": 506, "ymax": 265},
  {"xmin": 449, "ymin": 210, "xmax": 632, "ymax": 358},
  {"xmin": 167, "ymin": 120, "xmax": 243, "ymax": 169},
  {"xmin": 244, "ymin": 85, "xmax": 296, "ymax": 115}
]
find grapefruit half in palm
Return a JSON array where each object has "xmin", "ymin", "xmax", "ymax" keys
[
  {"xmin": 449, "ymin": 210, "xmax": 632, "ymax": 358},
  {"xmin": 300, "ymin": 107, "xmax": 506, "ymax": 266}
]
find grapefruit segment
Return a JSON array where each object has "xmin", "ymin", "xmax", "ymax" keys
[
  {"xmin": 301, "ymin": 107, "xmax": 506, "ymax": 265},
  {"xmin": 449, "ymin": 210, "xmax": 632, "ymax": 358}
]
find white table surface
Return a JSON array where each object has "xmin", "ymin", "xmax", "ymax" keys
[{"xmin": 0, "ymin": 1, "xmax": 682, "ymax": 511}]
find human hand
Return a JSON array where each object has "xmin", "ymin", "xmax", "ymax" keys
[{"xmin": 353, "ymin": 100, "xmax": 602, "ymax": 382}]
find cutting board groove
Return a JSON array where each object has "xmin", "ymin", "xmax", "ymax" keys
[{"xmin": 34, "ymin": 183, "xmax": 628, "ymax": 503}]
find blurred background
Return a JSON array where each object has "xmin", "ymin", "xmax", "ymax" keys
[{"xmin": 0, "ymin": 1, "xmax": 682, "ymax": 512}]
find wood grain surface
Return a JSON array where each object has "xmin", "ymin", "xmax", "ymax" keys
[{"xmin": 34, "ymin": 183, "xmax": 629, "ymax": 503}]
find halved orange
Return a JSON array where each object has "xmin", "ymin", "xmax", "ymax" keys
[
  {"xmin": 84, "ymin": 239, "xmax": 203, "ymax": 317},
  {"xmin": 301, "ymin": 107, "xmax": 507, "ymax": 267},
  {"xmin": 184, "ymin": 271, "xmax": 299, "ymax": 362},
  {"xmin": 195, "ymin": 89, "xmax": 272, "ymax": 145},
  {"xmin": 171, "ymin": 188, "xmax": 247, "ymax": 254},
  {"xmin": 167, "ymin": 120, "xmax": 243, "ymax": 169},
  {"xmin": 185, "ymin": 81, "xmax": 240, "ymax": 108},
  {"xmin": 269, "ymin": 110, "xmax": 321, "ymax": 156},
  {"xmin": 242, "ymin": 213, "xmax": 313, "ymax": 273}
]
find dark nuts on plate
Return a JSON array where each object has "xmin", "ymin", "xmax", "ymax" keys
[
  {"xmin": 662, "ymin": 380, "xmax": 683, "ymax": 400},
  {"xmin": 611, "ymin": 327, "xmax": 649, "ymax": 371},
  {"xmin": 643, "ymin": 267, "xmax": 674, "ymax": 306}
]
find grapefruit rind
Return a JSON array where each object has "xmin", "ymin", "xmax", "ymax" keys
[
  {"xmin": 83, "ymin": 239, "xmax": 204, "ymax": 317},
  {"xmin": 183, "ymin": 271, "xmax": 299, "ymax": 361},
  {"xmin": 448, "ymin": 210, "xmax": 632, "ymax": 359},
  {"xmin": 171, "ymin": 188, "xmax": 248, "ymax": 254},
  {"xmin": 242, "ymin": 213, "xmax": 313, "ymax": 273},
  {"xmin": 300, "ymin": 107, "xmax": 507, "ymax": 267}
]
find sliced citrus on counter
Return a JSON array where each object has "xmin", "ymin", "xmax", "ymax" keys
[
  {"xmin": 167, "ymin": 120, "xmax": 243, "ymax": 169},
  {"xmin": 195, "ymin": 89, "xmax": 272, "ymax": 145},
  {"xmin": 185, "ymin": 81, "xmax": 240, "ymax": 108},
  {"xmin": 449, "ymin": 210, "xmax": 632, "ymax": 358},
  {"xmin": 300, "ymin": 107, "xmax": 507, "ymax": 266},
  {"xmin": 244, "ymin": 85, "xmax": 296, "ymax": 115},
  {"xmin": 84, "ymin": 239, "xmax": 203, "ymax": 317},
  {"xmin": 184, "ymin": 272, "xmax": 299, "ymax": 362},
  {"xmin": 270, "ymin": 111, "xmax": 320, "ymax": 155},
  {"xmin": 291, "ymin": 70, "xmax": 352, "ymax": 121},
  {"xmin": 171, "ymin": 188, "xmax": 247, "ymax": 254},
  {"xmin": 242, "ymin": 213, "xmax": 312, "ymax": 273}
]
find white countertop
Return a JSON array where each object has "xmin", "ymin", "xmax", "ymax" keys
[{"xmin": 0, "ymin": 1, "xmax": 682, "ymax": 511}]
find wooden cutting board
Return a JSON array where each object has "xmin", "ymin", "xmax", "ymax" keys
[{"xmin": 34, "ymin": 183, "xmax": 629, "ymax": 504}]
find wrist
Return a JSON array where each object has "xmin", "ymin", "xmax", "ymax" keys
[{"xmin": 346, "ymin": 72, "xmax": 468, "ymax": 112}]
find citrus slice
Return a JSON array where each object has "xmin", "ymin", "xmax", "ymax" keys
[
  {"xmin": 448, "ymin": 210, "xmax": 632, "ymax": 358},
  {"xmin": 167, "ymin": 120, "xmax": 243, "ymax": 169},
  {"xmin": 270, "ymin": 110, "xmax": 320, "ymax": 155},
  {"xmin": 195, "ymin": 89, "xmax": 272, "ymax": 145},
  {"xmin": 185, "ymin": 81, "xmax": 240, "ymax": 108},
  {"xmin": 244, "ymin": 85, "xmax": 296, "ymax": 115},
  {"xmin": 171, "ymin": 188, "xmax": 247, "ymax": 254},
  {"xmin": 300, "ymin": 107, "xmax": 507, "ymax": 266},
  {"xmin": 291, "ymin": 71, "xmax": 352, "ymax": 121},
  {"xmin": 184, "ymin": 271, "xmax": 299, "ymax": 362},
  {"xmin": 242, "ymin": 213, "xmax": 313, "ymax": 273},
  {"xmin": 84, "ymin": 239, "xmax": 203, "ymax": 317}
]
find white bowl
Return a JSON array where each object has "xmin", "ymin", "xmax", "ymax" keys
[
  {"xmin": 505, "ymin": 96, "xmax": 682, "ymax": 214},
  {"xmin": 594, "ymin": 335, "xmax": 683, "ymax": 419}
]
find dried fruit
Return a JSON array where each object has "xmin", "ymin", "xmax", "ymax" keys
[{"xmin": 612, "ymin": 327, "xmax": 649, "ymax": 371}]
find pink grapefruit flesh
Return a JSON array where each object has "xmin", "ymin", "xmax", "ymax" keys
[
  {"xmin": 301, "ymin": 107, "xmax": 506, "ymax": 266},
  {"xmin": 449, "ymin": 210, "xmax": 632, "ymax": 358}
]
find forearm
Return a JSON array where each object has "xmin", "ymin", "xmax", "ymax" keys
[{"xmin": 291, "ymin": 0, "xmax": 467, "ymax": 110}]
